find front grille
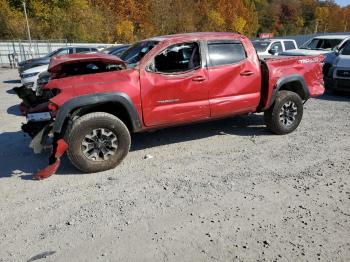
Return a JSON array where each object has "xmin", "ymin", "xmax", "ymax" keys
[{"xmin": 336, "ymin": 70, "xmax": 350, "ymax": 78}]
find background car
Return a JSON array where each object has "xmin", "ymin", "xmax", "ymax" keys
[
  {"xmin": 252, "ymin": 39, "xmax": 298, "ymax": 58},
  {"xmin": 18, "ymin": 46, "xmax": 98, "ymax": 74},
  {"xmin": 20, "ymin": 64, "xmax": 49, "ymax": 91},
  {"xmin": 281, "ymin": 35, "xmax": 350, "ymax": 56},
  {"xmin": 324, "ymin": 39, "xmax": 350, "ymax": 92},
  {"xmin": 101, "ymin": 44, "xmax": 131, "ymax": 57}
]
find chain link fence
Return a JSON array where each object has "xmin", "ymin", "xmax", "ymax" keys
[
  {"xmin": 0, "ymin": 39, "xmax": 69, "ymax": 68},
  {"xmin": 0, "ymin": 39, "xmax": 111, "ymax": 68}
]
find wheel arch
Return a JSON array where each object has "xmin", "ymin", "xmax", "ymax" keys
[
  {"xmin": 269, "ymin": 74, "xmax": 310, "ymax": 107},
  {"xmin": 52, "ymin": 92, "xmax": 142, "ymax": 135}
]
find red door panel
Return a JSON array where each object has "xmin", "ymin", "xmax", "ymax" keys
[
  {"xmin": 208, "ymin": 60, "xmax": 261, "ymax": 117},
  {"xmin": 140, "ymin": 68, "xmax": 210, "ymax": 127}
]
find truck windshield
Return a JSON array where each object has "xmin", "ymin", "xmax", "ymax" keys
[
  {"xmin": 300, "ymin": 38, "xmax": 342, "ymax": 50},
  {"xmin": 120, "ymin": 41, "xmax": 159, "ymax": 67},
  {"xmin": 252, "ymin": 41, "xmax": 270, "ymax": 52},
  {"xmin": 340, "ymin": 41, "xmax": 350, "ymax": 55}
]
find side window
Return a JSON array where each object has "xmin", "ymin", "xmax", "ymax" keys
[
  {"xmin": 55, "ymin": 48, "xmax": 69, "ymax": 56},
  {"xmin": 284, "ymin": 41, "xmax": 297, "ymax": 50},
  {"xmin": 76, "ymin": 47, "xmax": 91, "ymax": 53},
  {"xmin": 154, "ymin": 42, "xmax": 200, "ymax": 73},
  {"xmin": 208, "ymin": 41, "xmax": 246, "ymax": 67},
  {"xmin": 270, "ymin": 42, "xmax": 283, "ymax": 53}
]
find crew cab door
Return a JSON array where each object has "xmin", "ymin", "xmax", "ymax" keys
[
  {"xmin": 207, "ymin": 40, "xmax": 261, "ymax": 117},
  {"xmin": 140, "ymin": 42, "xmax": 210, "ymax": 127}
]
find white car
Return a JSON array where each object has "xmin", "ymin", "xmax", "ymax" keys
[
  {"xmin": 20, "ymin": 64, "xmax": 49, "ymax": 91},
  {"xmin": 282, "ymin": 35, "xmax": 350, "ymax": 56},
  {"xmin": 252, "ymin": 39, "xmax": 298, "ymax": 58}
]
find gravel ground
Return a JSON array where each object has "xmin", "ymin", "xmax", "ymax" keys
[{"xmin": 0, "ymin": 68, "xmax": 349, "ymax": 262}]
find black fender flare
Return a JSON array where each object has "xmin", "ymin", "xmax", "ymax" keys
[
  {"xmin": 52, "ymin": 92, "xmax": 142, "ymax": 133},
  {"xmin": 269, "ymin": 74, "xmax": 310, "ymax": 107}
]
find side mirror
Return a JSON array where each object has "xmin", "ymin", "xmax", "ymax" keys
[
  {"xmin": 146, "ymin": 60, "xmax": 156, "ymax": 72},
  {"xmin": 268, "ymin": 49, "xmax": 278, "ymax": 55},
  {"xmin": 334, "ymin": 47, "xmax": 340, "ymax": 56}
]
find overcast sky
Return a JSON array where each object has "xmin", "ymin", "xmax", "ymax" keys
[{"xmin": 335, "ymin": 0, "xmax": 349, "ymax": 7}]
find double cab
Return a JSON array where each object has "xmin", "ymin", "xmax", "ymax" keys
[{"xmin": 14, "ymin": 32, "xmax": 325, "ymax": 179}]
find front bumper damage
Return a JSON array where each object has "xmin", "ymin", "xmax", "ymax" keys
[
  {"xmin": 18, "ymin": 98, "xmax": 68, "ymax": 180},
  {"xmin": 23, "ymin": 113, "xmax": 68, "ymax": 180},
  {"xmin": 33, "ymin": 137, "xmax": 68, "ymax": 180}
]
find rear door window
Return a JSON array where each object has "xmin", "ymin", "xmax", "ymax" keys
[
  {"xmin": 208, "ymin": 41, "xmax": 246, "ymax": 67},
  {"xmin": 284, "ymin": 41, "xmax": 297, "ymax": 50}
]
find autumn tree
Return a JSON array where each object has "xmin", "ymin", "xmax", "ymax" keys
[{"xmin": 0, "ymin": 0, "xmax": 349, "ymax": 42}]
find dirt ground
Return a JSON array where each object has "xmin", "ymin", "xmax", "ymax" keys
[{"xmin": 0, "ymin": 68, "xmax": 349, "ymax": 262}]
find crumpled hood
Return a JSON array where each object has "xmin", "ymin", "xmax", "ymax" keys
[
  {"xmin": 333, "ymin": 55, "xmax": 350, "ymax": 68},
  {"xmin": 282, "ymin": 49, "xmax": 332, "ymax": 56},
  {"xmin": 48, "ymin": 53, "xmax": 127, "ymax": 73},
  {"xmin": 45, "ymin": 67, "xmax": 139, "ymax": 107}
]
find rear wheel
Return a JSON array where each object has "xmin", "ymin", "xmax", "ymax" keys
[
  {"xmin": 66, "ymin": 112, "xmax": 131, "ymax": 173},
  {"xmin": 264, "ymin": 91, "xmax": 303, "ymax": 135}
]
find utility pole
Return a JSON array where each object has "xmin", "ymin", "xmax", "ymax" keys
[
  {"xmin": 22, "ymin": 1, "xmax": 32, "ymax": 54},
  {"xmin": 314, "ymin": 21, "xmax": 318, "ymax": 34}
]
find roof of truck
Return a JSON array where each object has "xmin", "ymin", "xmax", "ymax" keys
[
  {"xmin": 147, "ymin": 32, "xmax": 243, "ymax": 42},
  {"xmin": 253, "ymin": 39, "xmax": 296, "ymax": 42}
]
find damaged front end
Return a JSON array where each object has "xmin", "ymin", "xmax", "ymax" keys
[
  {"xmin": 14, "ymin": 73, "xmax": 67, "ymax": 179},
  {"xmin": 22, "ymin": 105, "xmax": 68, "ymax": 180},
  {"xmin": 15, "ymin": 53, "xmax": 127, "ymax": 179}
]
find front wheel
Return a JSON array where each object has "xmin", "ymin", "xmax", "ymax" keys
[
  {"xmin": 264, "ymin": 91, "xmax": 303, "ymax": 135},
  {"xmin": 66, "ymin": 112, "xmax": 131, "ymax": 173}
]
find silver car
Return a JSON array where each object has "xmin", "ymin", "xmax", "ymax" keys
[{"xmin": 324, "ymin": 39, "xmax": 350, "ymax": 92}]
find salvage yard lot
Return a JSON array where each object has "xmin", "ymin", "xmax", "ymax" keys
[{"xmin": 0, "ymin": 68, "xmax": 349, "ymax": 261}]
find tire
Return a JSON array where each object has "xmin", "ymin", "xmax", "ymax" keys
[
  {"xmin": 264, "ymin": 91, "xmax": 303, "ymax": 135},
  {"xmin": 66, "ymin": 112, "xmax": 131, "ymax": 173}
]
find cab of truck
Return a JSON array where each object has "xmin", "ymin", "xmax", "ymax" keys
[{"xmin": 252, "ymin": 39, "xmax": 298, "ymax": 58}]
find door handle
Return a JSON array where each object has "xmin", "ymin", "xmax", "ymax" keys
[
  {"xmin": 192, "ymin": 76, "xmax": 206, "ymax": 82},
  {"xmin": 240, "ymin": 70, "xmax": 254, "ymax": 76}
]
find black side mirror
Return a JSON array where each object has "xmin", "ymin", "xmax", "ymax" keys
[
  {"xmin": 334, "ymin": 47, "xmax": 340, "ymax": 56},
  {"xmin": 268, "ymin": 49, "xmax": 278, "ymax": 55}
]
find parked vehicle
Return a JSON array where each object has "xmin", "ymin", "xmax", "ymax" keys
[
  {"xmin": 282, "ymin": 35, "xmax": 350, "ymax": 56},
  {"xmin": 252, "ymin": 39, "xmax": 298, "ymax": 58},
  {"xmin": 20, "ymin": 64, "xmax": 49, "ymax": 90},
  {"xmin": 18, "ymin": 46, "xmax": 98, "ymax": 74},
  {"xmin": 324, "ymin": 38, "xmax": 350, "ymax": 92},
  {"xmin": 102, "ymin": 44, "xmax": 131, "ymax": 57},
  {"xmin": 14, "ymin": 32, "xmax": 324, "ymax": 180}
]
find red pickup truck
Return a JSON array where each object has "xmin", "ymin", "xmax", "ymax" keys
[{"xmin": 15, "ymin": 32, "xmax": 325, "ymax": 179}]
